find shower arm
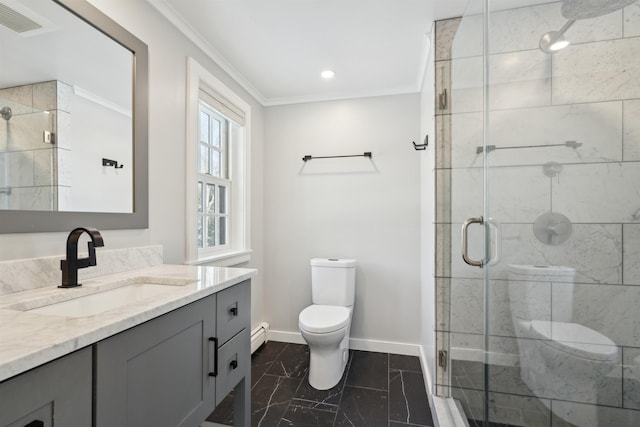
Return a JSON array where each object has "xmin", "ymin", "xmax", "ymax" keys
[{"xmin": 548, "ymin": 19, "xmax": 576, "ymax": 45}]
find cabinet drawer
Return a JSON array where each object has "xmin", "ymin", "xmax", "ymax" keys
[
  {"xmin": 216, "ymin": 280, "xmax": 250, "ymax": 345},
  {"xmin": 216, "ymin": 328, "xmax": 249, "ymax": 406}
]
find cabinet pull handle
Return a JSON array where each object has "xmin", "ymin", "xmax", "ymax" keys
[
  {"xmin": 25, "ymin": 421, "xmax": 44, "ymax": 427},
  {"xmin": 208, "ymin": 337, "xmax": 219, "ymax": 377},
  {"xmin": 230, "ymin": 359, "xmax": 238, "ymax": 370},
  {"xmin": 229, "ymin": 306, "xmax": 238, "ymax": 316}
]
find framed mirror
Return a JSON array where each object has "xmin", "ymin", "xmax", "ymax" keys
[{"xmin": 0, "ymin": 0, "xmax": 148, "ymax": 232}]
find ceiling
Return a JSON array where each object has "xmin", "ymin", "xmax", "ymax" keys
[{"xmin": 147, "ymin": 0, "xmax": 470, "ymax": 106}]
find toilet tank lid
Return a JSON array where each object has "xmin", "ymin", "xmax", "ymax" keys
[{"xmin": 311, "ymin": 258, "xmax": 356, "ymax": 267}]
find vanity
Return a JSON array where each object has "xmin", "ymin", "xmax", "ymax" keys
[{"xmin": 0, "ymin": 249, "xmax": 255, "ymax": 427}]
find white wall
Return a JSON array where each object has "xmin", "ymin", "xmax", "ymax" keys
[
  {"xmin": 0, "ymin": 0, "xmax": 266, "ymax": 330},
  {"xmin": 263, "ymin": 94, "xmax": 421, "ymax": 348}
]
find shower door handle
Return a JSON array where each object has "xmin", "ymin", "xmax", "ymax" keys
[{"xmin": 462, "ymin": 216, "xmax": 485, "ymax": 268}]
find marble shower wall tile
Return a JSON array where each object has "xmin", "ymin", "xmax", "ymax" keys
[
  {"xmin": 451, "ymin": 56, "xmax": 483, "ymax": 114},
  {"xmin": 435, "ymin": 18, "xmax": 462, "ymax": 61},
  {"xmin": 33, "ymin": 149, "xmax": 54, "ymax": 186},
  {"xmin": 32, "ymin": 81, "xmax": 57, "ymax": 112},
  {"xmin": 623, "ymin": 346, "xmax": 640, "ymax": 409},
  {"xmin": 552, "ymin": 162, "xmax": 640, "ymax": 223},
  {"xmin": 623, "ymin": 99, "xmax": 640, "ymax": 161},
  {"xmin": 498, "ymin": 223, "xmax": 621, "ymax": 284},
  {"xmin": 0, "ymin": 85, "xmax": 34, "ymax": 114},
  {"xmin": 488, "ymin": 49, "xmax": 552, "ymax": 110},
  {"xmin": 9, "ymin": 110, "xmax": 55, "ymax": 152},
  {"xmin": 552, "ymin": 37, "xmax": 640, "ymax": 104},
  {"xmin": 488, "ymin": 3, "xmax": 621, "ymax": 54},
  {"xmin": 623, "ymin": 224, "xmax": 640, "ymax": 285},
  {"xmin": 435, "ymin": 60, "xmax": 451, "ymax": 116},
  {"xmin": 559, "ymin": 283, "xmax": 640, "ymax": 347},
  {"xmin": 624, "ymin": 3, "xmax": 640, "ymax": 37},
  {"xmin": 452, "ymin": 49, "xmax": 552, "ymax": 113},
  {"xmin": 550, "ymin": 399, "xmax": 640, "ymax": 426},
  {"xmin": 449, "ymin": 14, "xmax": 483, "ymax": 60},
  {"xmin": 450, "ymin": 102, "xmax": 623, "ymax": 168},
  {"xmin": 446, "ymin": 165, "xmax": 550, "ymax": 223},
  {"xmin": 8, "ymin": 187, "xmax": 52, "ymax": 211}
]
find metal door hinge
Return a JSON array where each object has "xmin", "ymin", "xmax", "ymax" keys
[
  {"xmin": 438, "ymin": 350, "xmax": 448, "ymax": 371},
  {"xmin": 438, "ymin": 88, "xmax": 448, "ymax": 110}
]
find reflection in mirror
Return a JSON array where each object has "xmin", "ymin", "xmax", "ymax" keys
[
  {"xmin": 0, "ymin": 0, "xmax": 148, "ymax": 232},
  {"xmin": 0, "ymin": 0, "xmax": 132, "ymax": 213}
]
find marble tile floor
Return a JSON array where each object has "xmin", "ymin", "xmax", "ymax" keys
[{"xmin": 204, "ymin": 341, "xmax": 434, "ymax": 427}]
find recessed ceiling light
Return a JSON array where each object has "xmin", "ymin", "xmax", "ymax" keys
[{"xmin": 321, "ymin": 70, "xmax": 335, "ymax": 79}]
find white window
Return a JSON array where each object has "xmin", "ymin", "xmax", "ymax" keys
[{"xmin": 187, "ymin": 58, "xmax": 251, "ymax": 265}]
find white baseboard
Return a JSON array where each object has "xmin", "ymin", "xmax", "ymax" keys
[{"xmin": 267, "ymin": 329, "xmax": 420, "ymax": 356}]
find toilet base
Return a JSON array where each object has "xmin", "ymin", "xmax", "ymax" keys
[{"xmin": 301, "ymin": 326, "xmax": 350, "ymax": 390}]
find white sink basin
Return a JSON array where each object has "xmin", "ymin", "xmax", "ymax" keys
[
  {"xmin": 5, "ymin": 276, "xmax": 196, "ymax": 318},
  {"xmin": 28, "ymin": 283, "xmax": 178, "ymax": 318}
]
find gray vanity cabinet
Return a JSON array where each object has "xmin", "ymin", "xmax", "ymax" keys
[
  {"xmin": 94, "ymin": 280, "xmax": 251, "ymax": 427},
  {"xmin": 94, "ymin": 294, "xmax": 217, "ymax": 427},
  {"xmin": 0, "ymin": 347, "xmax": 92, "ymax": 427}
]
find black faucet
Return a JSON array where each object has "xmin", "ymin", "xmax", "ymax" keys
[{"xmin": 59, "ymin": 227, "xmax": 105, "ymax": 288}]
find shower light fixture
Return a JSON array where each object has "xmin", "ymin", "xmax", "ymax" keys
[{"xmin": 539, "ymin": 20, "xmax": 575, "ymax": 53}]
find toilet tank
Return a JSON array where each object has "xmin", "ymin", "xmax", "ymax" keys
[
  {"xmin": 311, "ymin": 258, "xmax": 356, "ymax": 306},
  {"xmin": 508, "ymin": 264, "xmax": 576, "ymax": 322}
]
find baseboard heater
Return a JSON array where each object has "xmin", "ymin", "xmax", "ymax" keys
[{"xmin": 251, "ymin": 322, "xmax": 270, "ymax": 354}]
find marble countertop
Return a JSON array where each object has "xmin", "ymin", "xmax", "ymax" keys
[{"xmin": 0, "ymin": 264, "xmax": 256, "ymax": 382}]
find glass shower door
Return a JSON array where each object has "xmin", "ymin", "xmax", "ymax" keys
[
  {"xmin": 436, "ymin": 0, "xmax": 640, "ymax": 425},
  {"xmin": 483, "ymin": 0, "xmax": 639, "ymax": 425}
]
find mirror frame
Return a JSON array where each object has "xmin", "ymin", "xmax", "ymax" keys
[{"xmin": 0, "ymin": 0, "xmax": 148, "ymax": 233}]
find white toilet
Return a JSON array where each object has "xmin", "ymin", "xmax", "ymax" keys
[
  {"xmin": 299, "ymin": 258, "xmax": 356, "ymax": 390},
  {"xmin": 508, "ymin": 264, "xmax": 618, "ymax": 407}
]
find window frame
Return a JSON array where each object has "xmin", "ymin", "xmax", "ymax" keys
[{"xmin": 186, "ymin": 57, "xmax": 251, "ymax": 266}]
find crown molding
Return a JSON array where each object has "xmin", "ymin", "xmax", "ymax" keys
[{"xmin": 146, "ymin": 0, "xmax": 266, "ymax": 105}]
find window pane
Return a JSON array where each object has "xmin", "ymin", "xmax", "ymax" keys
[
  {"xmin": 206, "ymin": 183, "xmax": 216, "ymax": 214},
  {"xmin": 212, "ymin": 118, "xmax": 221, "ymax": 148},
  {"xmin": 197, "ymin": 216, "xmax": 204, "ymax": 248},
  {"xmin": 219, "ymin": 185, "xmax": 226, "ymax": 214},
  {"xmin": 207, "ymin": 216, "xmax": 216, "ymax": 247},
  {"xmin": 197, "ymin": 181, "xmax": 203, "ymax": 213},
  {"xmin": 199, "ymin": 111, "xmax": 210, "ymax": 143},
  {"xmin": 199, "ymin": 144, "xmax": 210, "ymax": 174},
  {"xmin": 219, "ymin": 217, "xmax": 226, "ymax": 245},
  {"xmin": 211, "ymin": 150, "xmax": 221, "ymax": 177}
]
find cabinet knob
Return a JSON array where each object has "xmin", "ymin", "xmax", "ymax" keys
[
  {"xmin": 230, "ymin": 359, "xmax": 238, "ymax": 370},
  {"xmin": 229, "ymin": 306, "xmax": 238, "ymax": 316}
]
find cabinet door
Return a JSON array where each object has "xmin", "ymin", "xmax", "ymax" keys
[
  {"xmin": 95, "ymin": 294, "xmax": 216, "ymax": 427},
  {"xmin": 0, "ymin": 347, "xmax": 92, "ymax": 427}
]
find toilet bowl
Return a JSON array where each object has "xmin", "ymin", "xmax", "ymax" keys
[
  {"xmin": 299, "ymin": 305, "xmax": 352, "ymax": 390},
  {"xmin": 298, "ymin": 258, "xmax": 356, "ymax": 390},
  {"xmin": 508, "ymin": 265, "xmax": 618, "ymax": 408}
]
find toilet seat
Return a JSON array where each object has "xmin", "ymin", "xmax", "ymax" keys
[
  {"xmin": 530, "ymin": 320, "xmax": 617, "ymax": 361},
  {"xmin": 299, "ymin": 305, "xmax": 350, "ymax": 334}
]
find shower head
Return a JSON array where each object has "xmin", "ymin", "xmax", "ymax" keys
[
  {"xmin": 0, "ymin": 107, "xmax": 11, "ymax": 121},
  {"xmin": 561, "ymin": 0, "xmax": 638, "ymax": 20}
]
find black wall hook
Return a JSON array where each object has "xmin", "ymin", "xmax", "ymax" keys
[
  {"xmin": 102, "ymin": 158, "xmax": 124, "ymax": 169},
  {"xmin": 413, "ymin": 135, "xmax": 428, "ymax": 151}
]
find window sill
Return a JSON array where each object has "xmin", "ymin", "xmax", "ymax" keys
[{"xmin": 189, "ymin": 249, "xmax": 252, "ymax": 267}]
